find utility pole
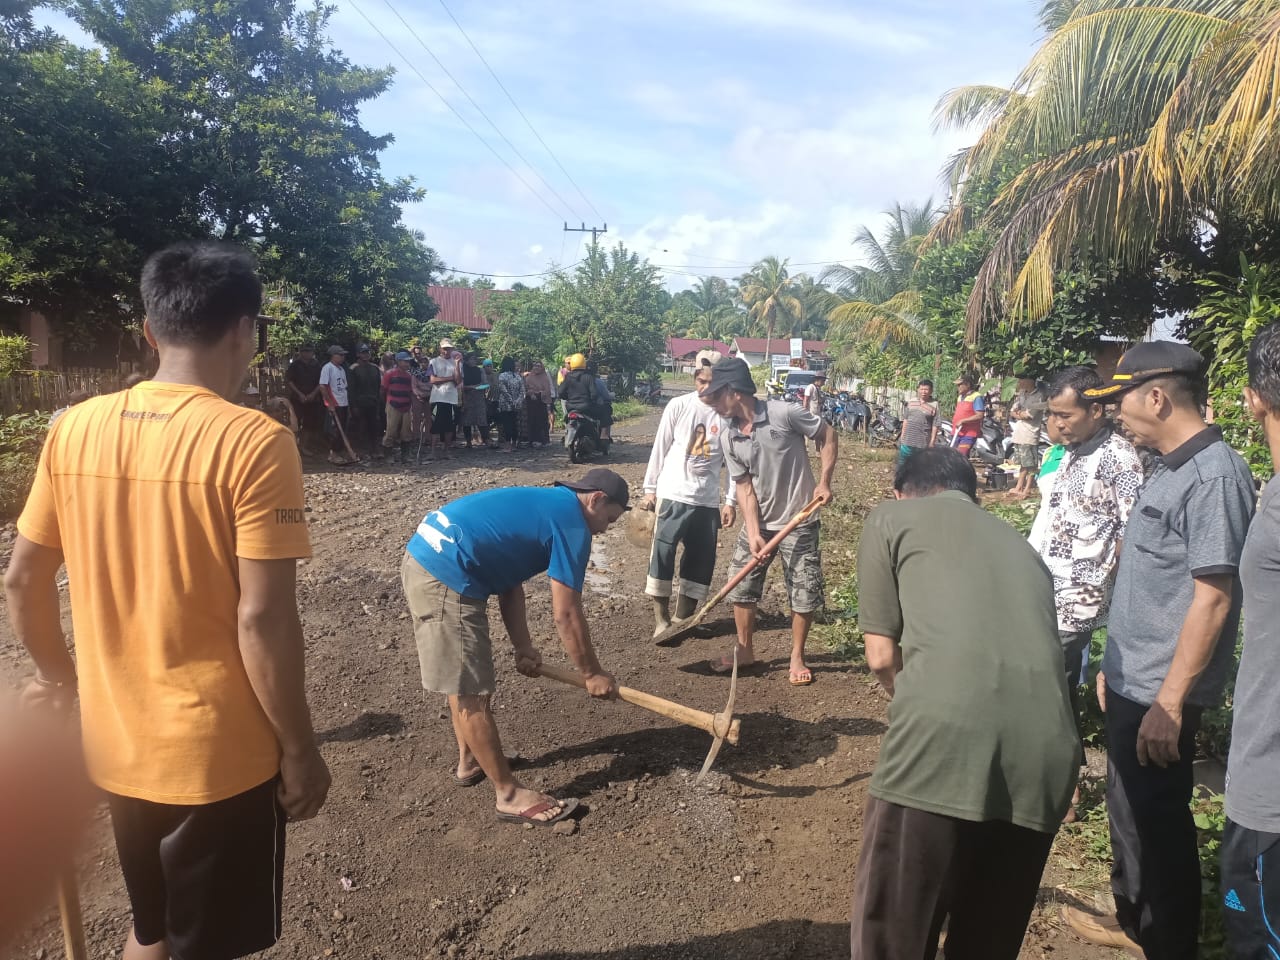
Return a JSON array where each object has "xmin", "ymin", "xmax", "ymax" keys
[{"xmin": 563, "ymin": 221, "xmax": 608, "ymax": 246}]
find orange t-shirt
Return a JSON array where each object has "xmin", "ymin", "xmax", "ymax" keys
[{"xmin": 17, "ymin": 381, "xmax": 312, "ymax": 804}]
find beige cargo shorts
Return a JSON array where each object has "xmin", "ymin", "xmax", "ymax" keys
[{"xmin": 400, "ymin": 552, "xmax": 494, "ymax": 696}]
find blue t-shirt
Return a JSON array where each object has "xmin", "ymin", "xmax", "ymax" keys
[{"xmin": 406, "ymin": 486, "xmax": 591, "ymax": 599}]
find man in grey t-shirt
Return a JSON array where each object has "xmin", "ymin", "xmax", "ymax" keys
[
  {"xmin": 699, "ymin": 358, "xmax": 836, "ymax": 686},
  {"xmin": 1062, "ymin": 342, "xmax": 1254, "ymax": 960},
  {"xmin": 1222, "ymin": 321, "xmax": 1280, "ymax": 960}
]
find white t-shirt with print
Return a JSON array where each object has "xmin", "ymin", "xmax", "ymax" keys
[
  {"xmin": 319, "ymin": 361, "xmax": 349, "ymax": 407},
  {"xmin": 642, "ymin": 392, "xmax": 736, "ymax": 508}
]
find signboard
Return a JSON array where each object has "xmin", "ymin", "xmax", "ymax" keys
[
  {"xmin": 789, "ymin": 337, "xmax": 803, "ymax": 359},
  {"xmin": 770, "ymin": 354, "xmax": 791, "ymax": 367}
]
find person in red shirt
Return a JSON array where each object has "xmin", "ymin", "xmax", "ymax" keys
[
  {"xmin": 951, "ymin": 373, "xmax": 987, "ymax": 456},
  {"xmin": 382, "ymin": 351, "xmax": 416, "ymax": 462}
]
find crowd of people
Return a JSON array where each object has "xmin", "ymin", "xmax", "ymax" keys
[
  {"xmin": 282, "ymin": 339, "xmax": 560, "ymax": 465},
  {"xmin": 5, "ymin": 239, "xmax": 1280, "ymax": 960}
]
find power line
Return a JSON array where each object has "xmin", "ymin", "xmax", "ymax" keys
[
  {"xmin": 378, "ymin": 0, "xmax": 582, "ymax": 223},
  {"xmin": 435, "ymin": 0, "xmax": 605, "ymax": 224},
  {"xmin": 345, "ymin": 0, "xmax": 566, "ymax": 221},
  {"xmin": 443, "ymin": 260, "xmax": 582, "ymax": 278}
]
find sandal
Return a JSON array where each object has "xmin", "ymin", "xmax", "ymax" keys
[
  {"xmin": 789, "ymin": 667, "xmax": 814, "ymax": 686},
  {"xmin": 495, "ymin": 797, "xmax": 579, "ymax": 827}
]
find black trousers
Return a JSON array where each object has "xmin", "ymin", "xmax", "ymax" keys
[
  {"xmin": 1221, "ymin": 818, "xmax": 1280, "ymax": 960},
  {"xmin": 348, "ymin": 400, "xmax": 380, "ymax": 456},
  {"xmin": 327, "ymin": 406, "xmax": 350, "ymax": 453},
  {"xmin": 1105, "ymin": 687, "xmax": 1203, "ymax": 960},
  {"xmin": 850, "ymin": 795, "xmax": 1055, "ymax": 960}
]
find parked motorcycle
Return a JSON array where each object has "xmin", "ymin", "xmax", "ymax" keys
[
  {"xmin": 866, "ymin": 405, "xmax": 902, "ymax": 448},
  {"xmin": 564, "ymin": 410, "xmax": 609, "ymax": 463}
]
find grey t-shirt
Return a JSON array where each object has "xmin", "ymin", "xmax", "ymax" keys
[
  {"xmin": 1226, "ymin": 479, "xmax": 1280, "ymax": 831},
  {"xmin": 723, "ymin": 399, "xmax": 823, "ymax": 529},
  {"xmin": 1104, "ymin": 427, "xmax": 1254, "ymax": 707}
]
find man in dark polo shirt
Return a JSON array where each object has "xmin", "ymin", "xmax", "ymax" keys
[
  {"xmin": 1222, "ymin": 321, "xmax": 1280, "ymax": 959},
  {"xmin": 698, "ymin": 357, "xmax": 836, "ymax": 686},
  {"xmin": 1063, "ymin": 342, "xmax": 1255, "ymax": 959},
  {"xmin": 852, "ymin": 447, "xmax": 1078, "ymax": 960}
]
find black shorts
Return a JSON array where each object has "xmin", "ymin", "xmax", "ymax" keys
[
  {"xmin": 431, "ymin": 402, "xmax": 457, "ymax": 437},
  {"xmin": 108, "ymin": 777, "xmax": 286, "ymax": 960}
]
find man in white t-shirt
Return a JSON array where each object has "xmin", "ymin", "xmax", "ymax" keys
[
  {"xmin": 803, "ymin": 373, "xmax": 827, "ymax": 416},
  {"xmin": 427, "ymin": 339, "xmax": 460, "ymax": 459},
  {"xmin": 640, "ymin": 350, "xmax": 737, "ymax": 636},
  {"xmin": 319, "ymin": 345, "xmax": 353, "ymax": 465}
]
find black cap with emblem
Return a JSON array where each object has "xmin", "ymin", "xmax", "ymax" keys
[{"xmin": 1083, "ymin": 341, "xmax": 1207, "ymax": 400}]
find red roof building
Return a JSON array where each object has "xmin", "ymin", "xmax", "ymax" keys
[
  {"xmin": 666, "ymin": 337, "xmax": 732, "ymax": 360},
  {"xmin": 729, "ymin": 337, "xmax": 829, "ymax": 356},
  {"xmin": 426, "ymin": 285, "xmax": 510, "ymax": 333}
]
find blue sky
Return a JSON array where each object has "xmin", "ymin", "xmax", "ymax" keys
[{"xmin": 43, "ymin": 0, "xmax": 1046, "ymax": 289}]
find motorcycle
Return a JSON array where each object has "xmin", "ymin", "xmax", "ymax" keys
[
  {"xmin": 866, "ymin": 405, "xmax": 902, "ymax": 448},
  {"xmin": 564, "ymin": 410, "xmax": 609, "ymax": 463},
  {"xmin": 635, "ymin": 380, "xmax": 665, "ymax": 406}
]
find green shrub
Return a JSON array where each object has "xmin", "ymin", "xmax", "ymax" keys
[
  {"xmin": 0, "ymin": 411, "xmax": 49, "ymax": 519},
  {"xmin": 817, "ymin": 573, "xmax": 864, "ymax": 661},
  {"xmin": 611, "ymin": 397, "xmax": 644, "ymax": 423},
  {"xmin": 0, "ymin": 333, "xmax": 33, "ymax": 378}
]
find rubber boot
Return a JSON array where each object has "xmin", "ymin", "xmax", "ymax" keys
[
  {"xmin": 652, "ymin": 597, "xmax": 671, "ymax": 638},
  {"xmin": 400, "ymin": 441, "xmax": 412, "ymax": 464},
  {"xmin": 675, "ymin": 593, "xmax": 712, "ymax": 637}
]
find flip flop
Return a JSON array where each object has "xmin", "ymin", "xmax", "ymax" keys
[
  {"xmin": 789, "ymin": 668, "xmax": 814, "ymax": 686},
  {"xmin": 495, "ymin": 797, "xmax": 579, "ymax": 827},
  {"xmin": 453, "ymin": 753, "xmax": 524, "ymax": 787}
]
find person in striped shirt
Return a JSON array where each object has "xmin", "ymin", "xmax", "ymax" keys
[{"xmin": 382, "ymin": 351, "xmax": 416, "ymax": 462}]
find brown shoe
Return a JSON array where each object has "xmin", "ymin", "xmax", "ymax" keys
[{"xmin": 1060, "ymin": 906, "xmax": 1142, "ymax": 955}]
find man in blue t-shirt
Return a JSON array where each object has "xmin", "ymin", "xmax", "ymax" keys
[{"xmin": 400, "ymin": 468, "xmax": 629, "ymax": 828}]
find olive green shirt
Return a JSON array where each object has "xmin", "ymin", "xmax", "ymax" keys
[{"xmin": 857, "ymin": 491, "xmax": 1079, "ymax": 833}]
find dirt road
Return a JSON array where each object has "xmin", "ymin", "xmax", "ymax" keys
[{"xmin": 3, "ymin": 409, "xmax": 1117, "ymax": 959}]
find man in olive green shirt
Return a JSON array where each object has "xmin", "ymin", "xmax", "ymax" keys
[{"xmin": 852, "ymin": 447, "xmax": 1078, "ymax": 960}]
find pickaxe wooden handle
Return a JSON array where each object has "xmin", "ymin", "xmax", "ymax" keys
[
  {"xmin": 537, "ymin": 663, "xmax": 740, "ymax": 745},
  {"xmin": 57, "ymin": 868, "xmax": 88, "ymax": 960}
]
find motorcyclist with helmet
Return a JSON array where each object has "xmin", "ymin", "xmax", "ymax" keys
[{"xmin": 558, "ymin": 353, "xmax": 608, "ymax": 448}]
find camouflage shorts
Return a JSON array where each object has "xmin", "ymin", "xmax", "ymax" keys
[{"xmin": 725, "ymin": 522, "xmax": 825, "ymax": 614}]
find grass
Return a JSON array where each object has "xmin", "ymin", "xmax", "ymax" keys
[{"xmin": 612, "ymin": 397, "xmax": 645, "ymax": 423}]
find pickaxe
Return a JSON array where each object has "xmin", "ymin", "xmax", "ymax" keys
[{"xmin": 538, "ymin": 651, "xmax": 740, "ymax": 784}]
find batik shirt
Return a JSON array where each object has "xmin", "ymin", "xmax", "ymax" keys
[{"xmin": 1032, "ymin": 426, "xmax": 1143, "ymax": 632}]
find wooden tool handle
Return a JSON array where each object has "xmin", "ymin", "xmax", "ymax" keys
[
  {"xmin": 538, "ymin": 663, "xmax": 739, "ymax": 745},
  {"xmin": 57, "ymin": 869, "xmax": 88, "ymax": 960},
  {"xmin": 706, "ymin": 495, "xmax": 826, "ymax": 605}
]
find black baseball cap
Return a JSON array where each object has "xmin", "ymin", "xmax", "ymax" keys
[
  {"xmin": 704, "ymin": 357, "xmax": 756, "ymax": 395},
  {"xmin": 1084, "ymin": 341, "xmax": 1206, "ymax": 400},
  {"xmin": 556, "ymin": 468, "xmax": 631, "ymax": 510}
]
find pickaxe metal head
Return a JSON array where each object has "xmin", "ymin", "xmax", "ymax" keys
[{"xmin": 696, "ymin": 647, "xmax": 738, "ymax": 784}]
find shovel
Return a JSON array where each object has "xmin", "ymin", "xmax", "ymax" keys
[{"xmin": 651, "ymin": 495, "xmax": 825, "ymax": 645}]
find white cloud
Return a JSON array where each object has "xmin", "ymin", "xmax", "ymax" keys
[
  {"xmin": 650, "ymin": 0, "xmax": 933, "ymax": 53},
  {"xmin": 528, "ymin": 244, "xmax": 544, "ymax": 255}
]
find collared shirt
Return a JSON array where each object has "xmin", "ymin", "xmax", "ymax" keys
[
  {"xmin": 1010, "ymin": 388, "xmax": 1047, "ymax": 445},
  {"xmin": 1104, "ymin": 426, "xmax": 1255, "ymax": 707},
  {"xmin": 723, "ymin": 399, "xmax": 823, "ymax": 529},
  {"xmin": 1226, "ymin": 479, "xmax": 1280, "ymax": 831},
  {"xmin": 1032, "ymin": 426, "xmax": 1143, "ymax": 633}
]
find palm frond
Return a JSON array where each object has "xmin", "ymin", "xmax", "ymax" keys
[
  {"xmin": 828, "ymin": 290, "xmax": 930, "ymax": 350},
  {"xmin": 933, "ymin": 84, "xmax": 1022, "ymax": 132}
]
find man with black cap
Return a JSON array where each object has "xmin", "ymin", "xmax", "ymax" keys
[
  {"xmin": 319, "ymin": 345, "xmax": 354, "ymax": 465},
  {"xmin": 802, "ymin": 371, "xmax": 827, "ymax": 416},
  {"xmin": 950, "ymin": 372, "xmax": 986, "ymax": 457},
  {"xmin": 700, "ymin": 356, "xmax": 836, "ymax": 686},
  {"xmin": 1062, "ymin": 342, "xmax": 1255, "ymax": 959},
  {"xmin": 347, "ymin": 344, "xmax": 383, "ymax": 461},
  {"xmin": 285, "ymin": 344, "xmax": 323, "ymax": 454},
  {"xmin": 400, "ymin": 468, "xmax": 627, "ymax": 827}
]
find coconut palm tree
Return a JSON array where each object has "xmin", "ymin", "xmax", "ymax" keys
[
  {"xmin": 823, "ymin": 201, "xmax": 942, "ymax": 353},
  {"xmin": 737, "ymin": 256, "xmax": 802, "ymax": 361},
  {"xmin": 936, "ymin": 0, "xmax": 1280, "ymax": 336}
]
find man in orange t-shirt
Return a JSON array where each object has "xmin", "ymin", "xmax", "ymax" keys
[{"xmin": 4, "ymin": 241, "xmax": 330, "ymax": 960}]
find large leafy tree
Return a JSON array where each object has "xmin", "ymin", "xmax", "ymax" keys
[
  {"xmin": 3, "ymin": 0, "xmax": 441, "ymax": 349},
  {"xmin": 737, "ymin": 256, "xmax": 801, "ymax": 359},
  {"xmin": 547, "ymin": 241, "xmax": 667, "ymax": 390},
  {"xmin": 936, "ymin": 0, "xmax": 1280, "ymax": 335},
  {"xmin": 0, "ymin": 1, "xmax": 197, "ymax": 342}
]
